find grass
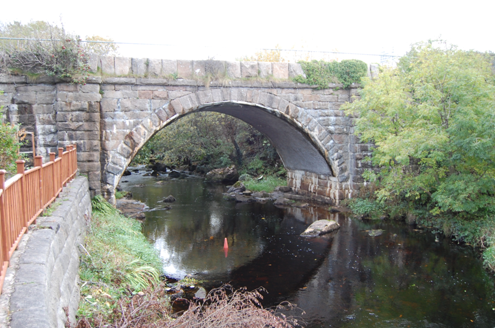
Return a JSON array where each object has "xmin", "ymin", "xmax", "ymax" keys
[
  {"xmin": 40, "ymin": 202, "xmax": 60, "ymax": 217},
  {"xmin": 115, "ymin": 190, "xmax": 130, "ymax": 199},
  {"xmin": 77, "ymin": 196, "xmax": 163, "ymax": 322},
  {"xmin": 243, "ymin": 175, "xmax": 287, "ymax": 193}
]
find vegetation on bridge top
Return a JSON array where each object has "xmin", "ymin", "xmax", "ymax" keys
[{"xmin": 294, "ymin": 59, "xmax": 368, "ymax": 89}]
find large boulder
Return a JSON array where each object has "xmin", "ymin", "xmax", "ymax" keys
[
  {"xmin": 300, "ymin": 220, "xmax": 340, "ymax": 237},
  {"xmin": 151, "ymin": 161, "xmax": 169, "ymax": 172},
  {"xmin": 116, "ymin": 199, "xmax": 148, "ymax": 220},
  {"xmin": 162, "ymin": 195, "xmax": 176, "ymax": 203},
  {"xmin": 205, "ymin": 166, "xmax": 239, "ymax": 183},
  {"xmin": 227, "ymin": 181, "xmax": 246, "ymax": 193},
  {"xmin": 169, "ymin": 170, "xmax": 181, "ymax": 178},
  {"xmin": 273, "ymin": 197, "xmax": 293, "ymax": 206}
]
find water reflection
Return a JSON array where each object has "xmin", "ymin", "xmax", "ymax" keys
[{"xmin": 121, "ymin": 173, "xmax": 495, "ymax": 328}]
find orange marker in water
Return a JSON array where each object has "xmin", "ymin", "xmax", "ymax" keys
[{"xmin": 224, "ymin": 238, "xmax": 228, "ymax": 249}]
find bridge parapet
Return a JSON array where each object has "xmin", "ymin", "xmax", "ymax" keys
[{"xmin": 87, "ymin": 56, "xmax": 307, "ymax": 81}]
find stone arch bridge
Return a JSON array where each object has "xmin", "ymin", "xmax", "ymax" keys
[{"xmin": 0, "ymin": 58, "xmax": 373, "ymax": 204}]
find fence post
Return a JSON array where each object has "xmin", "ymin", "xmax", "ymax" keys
[
  {"xmin": 58, "ymin": 147, "xmax": 64, "ymax": 187},
  {"xmin": 67, "ymin": 145, "xmax": 73, "ymax": 180},
  {"xmin": 50, "ymin": 152, "xmax": 56, "ymax": 199},
  {"xmin": 34, "ymin": 156, "xmax": 43, "ymax": 225},
  {"xmin": 16, "ymin": 161, "xmax": 27, "ymax": 229},
  {"xmin": 0, "ymin": 170, "xmax": 8, "ymax": 265},
  {"xmin": 71, "ymin": 144, "xmax": 77, "ymax": 179}
]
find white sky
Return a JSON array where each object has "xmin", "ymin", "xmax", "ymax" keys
[{"xmin": 1, "ymin": 0, "xmax": 493, "ymax": 63}]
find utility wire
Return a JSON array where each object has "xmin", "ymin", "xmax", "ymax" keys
[{"xmin": 0, "ymin": 37, "xmax": 399, "ymax": 58}]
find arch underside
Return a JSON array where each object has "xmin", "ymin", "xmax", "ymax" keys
[{"xmin": 200, "ymin": 103, "xmax": 334, "ymax": 176}]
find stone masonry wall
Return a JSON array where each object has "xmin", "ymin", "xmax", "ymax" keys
[
  {"xmin": 0, "ymin": 58, "xmax": 375, "ymax": 203},
  {"xmin": 0, "ymin": 176, "xmax": 91, "ymax": 328}
]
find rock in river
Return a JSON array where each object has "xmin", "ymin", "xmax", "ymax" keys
[
  {"xmin": 162, "ymin": 195, "xmax": 176, "ymax": 203},
  {"xmin": 205, "ymin": 166, "xmax": 239, "ymax": 183},
  {"xmin": 116, "ymin": 199, "xmax": 148, "ymax": 220},
  {"xmin": 300, "ymin": 220, "xmax": 340, "ymax": 237}
]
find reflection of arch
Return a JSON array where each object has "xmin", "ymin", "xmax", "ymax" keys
[{"xmin": 102, "ymin": 89, "xmax": 337, "ymax": 200}]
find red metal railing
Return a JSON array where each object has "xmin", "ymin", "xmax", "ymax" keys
[{"xmin": 0, "ymin": 145, "xmax": 78, "ymax": 293}]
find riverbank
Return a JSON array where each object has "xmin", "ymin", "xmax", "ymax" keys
[
  {"xmin": 75, "ymin": 195, "xmax": 299, "ymax": 327},
  {"xmin": 76, "ymin": 196, "xmax": 164, "ymax": 325}
]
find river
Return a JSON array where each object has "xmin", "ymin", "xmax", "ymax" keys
[{"xmin": 119, "ymin": 169, "xmax": 495, "ymax": 327}]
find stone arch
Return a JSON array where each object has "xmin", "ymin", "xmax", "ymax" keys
[{"xmin": 101, "ymin": 88, "xmax": 341, "ymax": 202}]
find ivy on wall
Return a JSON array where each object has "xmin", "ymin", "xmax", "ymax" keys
[{"xmin": 294, "ymin": 59, "xmax": 368, "ymax": 89}]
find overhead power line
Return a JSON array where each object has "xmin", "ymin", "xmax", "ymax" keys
[{"xmin": 0, "ymin": 37, "xmax": 399, "ymax": 58}]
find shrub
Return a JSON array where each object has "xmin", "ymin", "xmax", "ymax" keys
[
  {"xmin": 169, "ymin": 284, "xmax": 302, "ymax": 328},
  {"xmin": 0, "ymin": 98, "xmax": 24, "ymax": 174},
  {"xmin": 294, "ymin": 59, "xmax": 367, "ymax": 89}
]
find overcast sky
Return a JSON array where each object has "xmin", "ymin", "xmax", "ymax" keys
[{"xmin": 1, "ymin": 0, "xmax": 493, "ymax": 63}]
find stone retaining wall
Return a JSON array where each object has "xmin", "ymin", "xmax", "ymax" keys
[{"xmin": 0, "ymin": 176, "xmax": 91, "ymax": 328}]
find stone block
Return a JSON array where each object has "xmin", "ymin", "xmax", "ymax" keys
[
  {"xmin": 132, "ymin": 58, "xmax": 147, "ymax": 76},
  {"xmin": 102, "ymin": 77, "xmax": 136, "ymax": 84},
  {"xmin": 162, "ymin": 60, "xmax": 177, "ymax": 76},
  {"xmin": 114, "ymin": 85, "xmax": 131, "ymax": 91},
  {"xmin": 226, "ymin": 61, "xmax": 241, "ymax": 78},
  {"xmin": 100, "ymin": 56, "xmax": 115, "ymax": 75},
  {"xmin": 0, "ymin": 74, "xmax": 26, "ymax": 83},
  {"xmin": 77, "ymin": 152, "xmax": 100, "ymax": 162},
  {"xmin": 36, "ymin": 114, "xmax": 56, "ymax": 125},
  {"xmin": 79, "ymin": 84, "xmax": 100, "ymax": 93},
  {"xmin": 193, "ymin": 61, "xmax": 206, "ymax": 77},
  {"xmin": 115, "ymin": 57, "xmax": 131, "ymax": 75},
  {"xmin": 241, "ymin": 61, "xmax": 258, "ymax": 78},
  {"xmin": 272, "ymin": 63, "xmax": 289, "ymax": 79},
  {"xmin": 258, "ymin": 62, "xmax": 272, "ymax": 78},
  {"xmin": 57, "ymin": 84, "xmax": 78, "ymax": 92},
  {"xmin": 14, "ymin": 93, "xmax": 36, "ymax": 104},
  {"xmin": 138, "ymin": 90, "xmax": 153, "ymax": 99},
  {"xmin": 100, "ymin": 98, "xmax": 118, "ymax": 112},
  {"xmin": 32, "ymin": 104, "xmax": 54, "ymax": 114},
  {"xmin": 67, "ymin": 92, "xmax": 101, "ymax": 102},
  {"xmin": 78, "ymin": 162, "xmax": 102, "ymax": 173},
  {"xmin": 10, "ymin": 306, "xmax": 51, "ymax": 328},
  {"xmin": 88, "ymin": 54, "xmax": 99, "ymax": 72},
  {"xmin": 37, "ymin": 125, "xmax": 57, "ymax": 135},
  {"xmin": 151, "ymin": 100, "xmax": 168, "ymax": 110},
  {"xmin": 137, "ymin": 78, "xmax": 168, "ymax": 85},
  {"xmin": 205, "ymin": 60, "xmax": 226, "ymax": 77},
  {"xmin": 101, "ymin": 84, "xmax": 115, "ymax": 91},
  {"xmin": 148, "ymin": 59, "xmax": 162, "ymax": 77},
  {"xmin": 152, "ymin": 90, "xmax": 168, "ymax": 100},
  {"xmin": 17, "ymin": 85, "xmax": 55, "ymax": 93},
  {"xmin": 178, "ymin": 60, "xmax": 193, "ymax": 79},
  {"xmin": 119, "ymin": 99, "xmax": 150, "ymax": 112},
  {"xmin": 289, "ymin": 63, "xmax": 306, "ymax": 78},
  {"xmin": 168, "ymin": 90, "xmax": 191, "ymax": 99},
  {"xmin": 197, "ymin": 90, "xmax": 213, "ymax": 105}
]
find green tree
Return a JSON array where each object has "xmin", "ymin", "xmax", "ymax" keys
[
  {"xmin": 343, "ymin": 41, "xmax": 495, "ymax": 218},
  {"xmin": 132, "ymin": 112, "xmax": 283, "ymax": 176}
]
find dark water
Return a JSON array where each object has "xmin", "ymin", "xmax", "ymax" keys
[{"xmin": 119, "ymin": 171, "xmax": 495, "ymax": 328}]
